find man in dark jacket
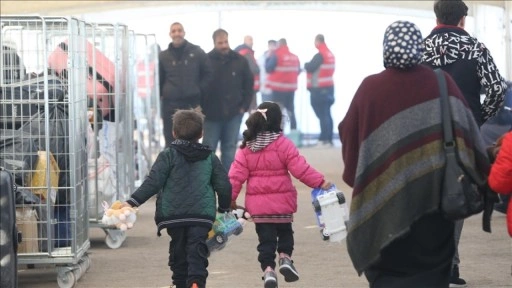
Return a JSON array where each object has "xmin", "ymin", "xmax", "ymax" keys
[
  {"xmin": 125, "ymin": 108, "xmax": 231, "ymax": 288},
  {"xmin": 421, "ymin": 1, "xmax": 507, "ymax": 287},
  {"xmin": 159, "ymin": 22, "xmax": 213, "ymax": 147},
  {"xmin": 202, "ymin": 28, "xmax": 253, "ymax": 170}
]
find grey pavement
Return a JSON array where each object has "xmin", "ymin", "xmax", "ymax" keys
[{"xmin": 17, "ymin": 146, "xmax": 512, "ymax": 288}]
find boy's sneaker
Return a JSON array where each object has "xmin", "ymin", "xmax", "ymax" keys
[
  {"xmin": 449, "ymin": 264, "xmax": 467, "ymax": 288},
  {"xmin": 278, "ymin": 257, "xmax": 299, "ymax": 282},
  {"xmin": 262, "ymin": 269, "xmax": 278, "ymax": 288}
]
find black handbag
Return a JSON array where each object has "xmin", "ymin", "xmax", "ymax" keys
[{"xmin": 435, "ymin": 69, "xmax": 484, "ymax": 220}]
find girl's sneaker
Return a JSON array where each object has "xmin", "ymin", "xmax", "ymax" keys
[
  {"xmin": 278, "ymin": 257, "xmax": 299, "ymax": 282},
  {"xmin": 262, "ymin": 269, "xmax": 278, "ymax": 288}
]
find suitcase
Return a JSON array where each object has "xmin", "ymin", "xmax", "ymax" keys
[
  {"xmin": 311, "ymin": 185, "xmax": 349, "ymax": 243},
  {"xmin": 0, "ymin": 167, "xmax": 19, "ymax": 288},
  {"xmin": 48, "ymin": 40, "xmax": 116, "ymax": 120},
  {"xmin": 0, "ymin": 75, "xmax": 65, "ymax": 129}
]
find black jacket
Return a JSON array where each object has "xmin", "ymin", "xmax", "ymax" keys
[
  {"xmin": 422, "ymin": 26, "xmax": 507, "ymax": 126},
  {"xmin": 159, "ymin": 40, "xmax": 213, "ymax": 108},
  {"xmin": 126, "ymin": 140, "xmax": 231, "ymax": 236},
  {"xmin": 202, "ymin": 49, "xmax": 254, "ymax": 121}
]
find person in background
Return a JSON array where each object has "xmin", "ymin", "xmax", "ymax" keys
[
  {"xmin": 265, "ymin": 38, "xmax": 300, "ymax": 133},
  {"xmin": 339, "ymin": 20, "xmax": 490, "ymax": 288},
  {"xmin": 229, "ymin": 101, "xmax": 332, "ymax": 288},
  {"xmin": 258, "ymin": 39, "xmax": 277, "ymax": 103},
  {"xmin": 304, "ymin": 34, "xmax": 336, "ymax": 147},
  {"xmin": 235, "ymin": 35, "xmax": 260, "ymax": 112},
  {"xmin": 481, "ymin": 81, "xmax": 511, "ymax": 214},
  {"xmin": 202, "ymin": 28, "xmax": 254, "ymax": 170},
  {"xmin": 421, "ymin": 1, "xmax": 507, "ymax": 285},
  {"xmin": 123, "ymin": 108, "xmax": 232, "ymax": 288},
  {"xmin": 488, "ymin": 131, "xmax": 512, "ymax": 237},
  {"xmin": 159, "ymin": 22, "xmax": 212, "ymax": 147}
]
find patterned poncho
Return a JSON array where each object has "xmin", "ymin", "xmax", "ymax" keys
[{"xmin": 338, "ymin": 64, "xmax": 490, "ymax": 275}]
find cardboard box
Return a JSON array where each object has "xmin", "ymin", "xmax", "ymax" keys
[
  {"xmin": 30, "ymin": 151, "xmax": 60, "ymax": 204},
  {"xmin": 16, "ymin": 207, "xmax": 39, "ymax": 253}
]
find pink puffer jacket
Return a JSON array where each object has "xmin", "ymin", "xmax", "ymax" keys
[{"xmin": 229, "ymin": 135, "xmax": 325, "ymax": 217}]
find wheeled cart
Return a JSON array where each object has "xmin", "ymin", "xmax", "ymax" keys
[
  {"xmin": 1, "ymin": 16, "xmax": 91, "ymax": 288},
  {"xmin": 85, "ymin": 23, "xmax": 135, "ymax": 249}
]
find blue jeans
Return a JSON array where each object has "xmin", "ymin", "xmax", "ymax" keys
[
  {"xmin": 310, "ymin": 87, "xmax": 334, "ymax": 143},
  {"xmin": 202, "ymin": 113, "xmax": 244, "ymax": 170}
]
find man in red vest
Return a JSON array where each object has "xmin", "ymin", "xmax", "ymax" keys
[
  {"xmin": 305, "ymin": 34, "xmax": 335, "ymax": 147},
  {"xmin": 266, "ymin": 38, "xmax": 300, "ymax": 132},
  {"xmin": 235, "ymin": 35, "xmax": 260, "ymax": 112}
]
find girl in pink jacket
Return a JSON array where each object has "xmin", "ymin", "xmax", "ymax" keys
[{"xmin": 229, "ymin": 101, "xmax": 331, "ymax": 288}]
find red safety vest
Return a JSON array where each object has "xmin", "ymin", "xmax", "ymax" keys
[
  {"xmin": 266, "ymin": 46, "xmax": 300, "ymax": 92},
  {"xmin": 238, "ymin": 47, "xmax": 260, "ymax": 91},
  {"xmin": 307, "ymin": 43, "xmax": 335, "ymax": 88}
]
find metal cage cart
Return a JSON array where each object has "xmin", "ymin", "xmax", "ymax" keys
[
  {"xmin": 86, "ymin": 23, "xmax": 135, "ymax": 249},
  {"xmin": 132, "ymin": 33, "xmax": 161, "ymax": 187},
  {"xmin": 0, "ymin": 16, "xmax": 90, "ymax": 288}
]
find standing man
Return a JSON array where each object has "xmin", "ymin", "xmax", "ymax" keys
[
  {"xmin": 258, "ymin": 39, "xmax": 277, "ymax": 103},
  {"xmin": 202, "ymin": 28, "xmax": 254, "ymax": 170},
  {"xmin": 266, "ymin": 38, "xmax": 300, "ymax": 133},
  {"xmin": 159, "ymin": 22, "xmax": 212, "ymax": 147},
  {"xmin": 235, "ymin": 35, "xmax": 260, "ymax": 112},
  {"xmin": 422, "ymin": 1, "xmax": 507, "ymax": 287},
  {"xmin": 304, "ymin": 34, "xmax": 336, "ymax": 147}
]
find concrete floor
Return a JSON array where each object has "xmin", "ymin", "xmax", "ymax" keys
[{"xmin": 17, "ymin": 146, "xmax": 512, "ymax": 288}]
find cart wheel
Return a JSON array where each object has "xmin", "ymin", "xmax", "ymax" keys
[
  {"xmin": 83, "ymin": 254, "xmax": 91, "ymax": 272},
  {"xmin": 313, "ymin": 199, "xmax": 321, "ymax": 212},
  {"xmin": 320, "ymin": 228, "xmax": 330, "ymax": 241},
  {"xmin": 105, "ymin": 233, "xmax": 124, "ymax": 249},
  {"xmin": 336, "ymin": 192, "xmax": 346, "ymax": 204},
  {"xmin": 57, "ymin": 270, "xmax": 76, "ymax": 288}
]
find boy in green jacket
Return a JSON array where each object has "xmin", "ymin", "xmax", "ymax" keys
[{"xmin": 124, "ymin": 108, "xmax": 231, "ymax": 288}]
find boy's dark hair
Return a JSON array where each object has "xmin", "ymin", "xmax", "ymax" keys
[
  {"xmin": 212, "ymin": 28, "xmax": 228, "ymax": 41},
  {"xmin": 434, "ymin": 0, "xmax": 468, "ymax": 26},
  {"xmin": 315, "ymin": 34, "xmax": 325, "ymax": 43},
  {"xmin": 240, "ymin": 101, "xmax": 282, "ymax": 148},
  {"xmin": 172, "ymin": 107, "xmax": 204, "ymax": 142},
  {"xmin": 268, "ymin": 39, "xmax": 277, "ymax": 45}
]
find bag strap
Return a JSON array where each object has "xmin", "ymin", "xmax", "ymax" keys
[{"xmin": 434, "ymin": 68, "xmax": 454, "ymax": 147}]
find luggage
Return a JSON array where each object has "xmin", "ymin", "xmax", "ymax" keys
[
  {"xmin": 0, "ymin": 167, "xmax": 19, "ymax": 288},
  {"xmin": 48, "ymin": 40, "xmax": 116, "ymax": 120},
  {"xmin": 0, "ymin": 75, "xmax": 65, "ymax": 129}
]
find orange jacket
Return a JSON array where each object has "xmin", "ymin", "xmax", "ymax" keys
[
  {"xmin": 488, "ymin": 131, "xmax": 512, "ymax": 236},
  {"xmin": 266, "ymin": 46, "xmax": 300, "ymax": 92},
  {"xmin": 307, "ymin": 43, "xmax": 335, "ymax": 88},
  {"xmin": 237, "ymin": 47, "xmax": 260, "ymax": 91}
]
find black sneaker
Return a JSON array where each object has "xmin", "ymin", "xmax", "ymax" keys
[
  {"xmin": 278, "ymin": 257, "xmax": 299, "ymax": 282},
  {"xmin": 262, "ymin": 269, "xmax": 278, "ymax": 288},
  {"xmin": 449, "ymin": 264, "xmax": 467, "ymax": 288}
]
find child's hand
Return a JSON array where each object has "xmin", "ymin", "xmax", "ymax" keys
[
  {"xmin": 230, "ymin": 200, "xmax": 238, "ymax": 210},
  {"xmin": 121, "ymin": 202, "xmax": 133, "ymax": 208},
  {"xmin": 321, "ymin": 180, "xmax": 333, "ymax": 190}
]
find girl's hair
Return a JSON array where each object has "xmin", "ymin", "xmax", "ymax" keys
[{"xmin": 240, "ymin": 101, "xmax": 282, "ymax": 148}]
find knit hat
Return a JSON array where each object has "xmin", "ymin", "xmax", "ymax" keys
[{"xmin": 383, "ymin": 20, "xmax": 424, "ymax": 69}]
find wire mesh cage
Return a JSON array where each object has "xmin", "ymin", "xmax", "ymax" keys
[
  {"xmin": 86, "ymin": 23, "xmax": 135, "ymax": 249},
  {"xmin": 132, "ymin": 33, "xmax": 162, "ymax": 187},
  {"xmin": 0, "ymin": 15, "xmax": 90, "ymax": 288}
]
